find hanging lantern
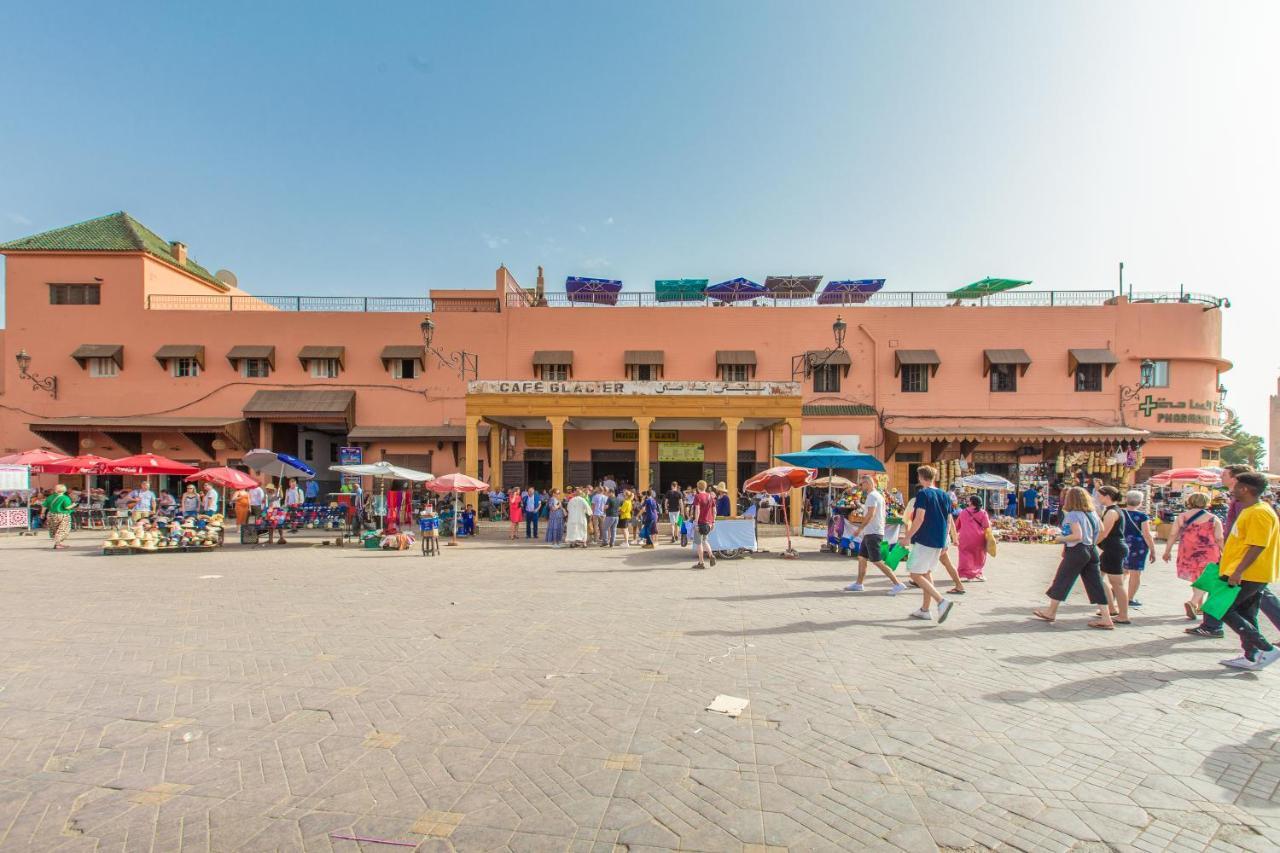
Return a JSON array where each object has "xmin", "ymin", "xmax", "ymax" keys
[
  {"xmin": 80, "ymin": 437, "xmax": 95, "ymax": 449},
  {"xmin": 1055, "ymin": 450, "xmax": 1065, "ymax": 474}
]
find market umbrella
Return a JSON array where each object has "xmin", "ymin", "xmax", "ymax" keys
[
  {"xmin": 654, "ymin": 278, "xmax": 708, "ymax": 303},
  {"xmin": 565, "ymin": 276, "xmax": 623, "ymax": 306},
  {"xmin": 776, "ymin": 448, "xmax": 886, "ymax": 528},
  {"xmin": 1144, "ymin": 467, "xmax": 1221, "ymax": 487},
  {"xmin": 41, "ymin": 453, "xmax": 115, "ymax": 502},
  {"xmin": 957, "ymin": 473, "xmax": 1015, "ymax": 491},
  {"xmin": 946, "ymin": 277, "xmax": 1032, "ymax": 300},
  {"xmin": 426, "ymin": 473, "xmax": 490, "ymax": 546},
  {"xmin": 242, "ymin": 449, "xmax": 316, "ymax": 484},
  {"xmin": 811, "ymin": 475, "xmax": 855, "ymax": 490},
  {"xmin": 818, "ymin": 279, "xmax": 885, "ymax": 305},
  {"xmin": 185, "ymin": 467, "xmax": 259, "ymax": 489},
  {"xmin": 744, "ymin": 465, "xmax": 817, "ymax": 557},
  {"xmin": 707, "ymin": 277, "xmax": 766, "ymax": 303},
  {"xmin": 330, "ymin": 461, "xmax": 434, "ymax": 482},
  {"xmin": 0, "ymin": 448, "xmax": 69, "ymax": 472},
  {"xmin": 764, "ymin": 275, "xmax": 822, "ymax": 299},
  {"xmin": 98, "ymin": 453, "xmax": 198, "ymax": 476}
]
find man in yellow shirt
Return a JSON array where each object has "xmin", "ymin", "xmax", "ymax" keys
[{"xmin": 1220, "ymin": 472, "xmax": 1280, "ymax": 670}]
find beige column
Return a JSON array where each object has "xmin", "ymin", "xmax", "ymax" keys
[
  {"xmin": 722, "ymin": 417, "xmax": 742, "ymax": 517},
  {"xmin": 771, "ymin": 423, "xmax": 785, "ymax": 466},
  {"xmin": 787, "ymin": 417, "xmax": 804, "ymax": 527},
  {"xmin": 464, "ymin": 416, "xmax": 481, "ymax": 510},
  {"xmin": 487, "ymin": 423, "xmax": 502, "ymax": 491},
  {"xmin": 634, "ymin": 416, "xmax": 654, "ymax": 494},
  {"xmin": 548, "ymin": 416, "xmax": 567, "ymax": 492}
]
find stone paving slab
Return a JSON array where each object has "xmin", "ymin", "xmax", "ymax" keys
[{"xmin": 2, "ymin": 529, "xmax": 1280, "ymax": 851}]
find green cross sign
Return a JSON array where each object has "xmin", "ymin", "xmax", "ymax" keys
[{"xmin": 1138, "ymin": 394, "xmax": 1158, "ymax": 417}]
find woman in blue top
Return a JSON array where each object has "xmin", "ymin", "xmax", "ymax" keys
[
  {"xmin": 1119, "ymin": 489, "xmax": 1156, "ymax": 607},
  {"xmin": 1033, "ymin": 487, "xmax": 1114, "ymax": 628}
]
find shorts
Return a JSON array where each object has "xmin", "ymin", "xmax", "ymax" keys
[
  {"xmin": 667, "ymin": 511, "xmax": 680, "ymax": 524},
  {"xmin": 692, "ymin": 522, "xmax": 711, "ymax": 546},
  {"xmin": 905, "ymin": 544, "xmax": 942, "ymax": 575},
  {"xmin": 860, "ymin": 533, "xmax": 884, "ymax": 563},
  {"xmin": 1100, "ymin": 545, "xmax": 1127, "ymax": 576}
]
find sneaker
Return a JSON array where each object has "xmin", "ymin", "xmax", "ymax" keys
[
  {"xmin": 1253, "ymin": 648, "xmax": 1280, "ymax": 670},
  {"xmin": 709, "ymin": 554, "xmax": 717, "ymax": 567},
  {"xmin": 1221, "ymin": 656, "xmax": 1257, "ymax": 669},
  {"xmin": 888, "ymin": 583, "xmax": 906, "ymax": 596},
  {"xmin": 1129, "ymin": 599, "xmax": 1143, "ymax": 608},
  {"xmin": 1186, "ymin": 626, "xmax": 1224, "ymax": 638},
  {"xmin": 937, "ymin": 600, "xmax": 955, "ymax": 624},
  {"xmin": 909, "ymin": 608, "xmax": 932, "ymax": 620},
  {"xmin": 844, "ymin": 582, "xmax": 865, "ymax": 592},
  {"xmin": 691, "ymin": 563, "xmax": 706, "ymax": 570}
]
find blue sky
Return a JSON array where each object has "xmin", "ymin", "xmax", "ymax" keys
[{"xmin": 1, "ymin": 0, "xmax": 1276, "ymax": 438}]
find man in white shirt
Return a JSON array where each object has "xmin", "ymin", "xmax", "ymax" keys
[
  {"xmin": 129, "ymin": 480, "xmax": 157, "ymax": 518},
  {"xmin": 248, "ymin": 483, "xmax": 266, "ymax": 520},
  {"xmin": 844, "ymin": 474, "xmax": 906, "ymax": 595},
  {"xmin": 201, "ymin": 483, "xmax": 219, "ymax": 514}
]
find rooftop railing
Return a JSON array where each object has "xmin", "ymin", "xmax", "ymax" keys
[{"xmin": 147, "ymin": 295, "xmax": 435, "ymax": 312}]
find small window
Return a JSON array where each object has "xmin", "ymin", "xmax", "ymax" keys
[
  {"xmin": 1201, "ymin": 447, "xmax": 1220, "ymax": 462},
  {"xmin": 304, "ymin": 439, "xmax": 314, "ymax": 461},
  {"xmin": 720, "ymin": 364, "xmax": 750, "ymax": 382},
  {"xmin": 89, "ymin": 357, "xmax": 118, "ymax": 378},
  {"xmin": 813, "ymin": 364, "xmax": 841, "ymax": 393},
  {"xmin": 1075, "ymin": 363, "xmax": 1103, "ymax": 392},
  {"xmin": 538, "ymin": 364, "xmax": 569, "ymax": 381},
  {"xmin": 901, "ymin": 364, "xmax": 929, "ymax": 393},
  {"xmin": 49, "ymin": 283, "xmax": 101, "ymax": 305},
  {"xmin": 989, "ymin": 363, "xmax": 1017, "ymax": 392},
  {"xmin": 392, "ymin": 358, "xmax": 418, "ymax": 379},
  {"xmin": 310, "ymin": 358, "xmax": 340, "ymax": 379},
  {"xmin": 628, "ymin": 364, "xmax": 661, "ymax": 381},
  {"xmin": 171, "ymin": 357, "xmax": 200, "ymax": 378},
  {"xmin": 329, "ymin": 443, "xmax": 340, "ymax": 463},
  {"xmin": 241, "ymin": 358, "xmax": 270, "ymax": 378},
  {"xmin": 1143, "ymin": 360, "xmax": 1170, "ymax": 388}
]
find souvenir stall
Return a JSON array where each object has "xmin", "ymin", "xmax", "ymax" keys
[{"xmin": 101, "ymin": 513, "xmax": 226, "ymax": 553}]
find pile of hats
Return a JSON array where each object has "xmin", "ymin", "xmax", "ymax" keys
[
  {"xmin": 176, "ymin": 518, "xmax": 221, "ymax": 549},
  {"xmin": 102, "ymin": 529, "xmax": 134, "ymax": 552}
]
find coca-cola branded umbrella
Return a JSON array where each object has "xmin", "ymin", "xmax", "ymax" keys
[
  {"xmin": 98, "ymin": 453, "xmax": 199, "ymax": 476},
  {"xmin": 185, "ymin": 467, "xmax": 259, "ymax": 490},
  {"xmin": 427, "ymin": 473, "xmax": 490, "ymax": 546},
  {"xmin": 41, "ymin": 453, "xmax": 115, "ymax": 500},
  {"xmin": 744, "ymin": 466, "xmax": 817, "ymax": 557},
  {"xmin": 0, "ymin": 449, "xmax": 69, "ymax": 472}
]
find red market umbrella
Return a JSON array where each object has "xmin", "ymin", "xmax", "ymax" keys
[
  {"xmin": 98, "ymin": 453, "xmax": 199, "ymax": 476},
  {"xmin": 40, "ymin": 454, "xmax": 113, "ymax": 474},
  {"xmin": 0, "ymin": 449, "xmax": 70, "ymax": 472},
  {"xmin": 744, "ymin": 466, "xmax": 817, "ymax": 557},
  {"xmin": 426, "ymin": 473, "xmax": 490, "ymax": 546},
  {"xmin": 185, "ymin": 467, "xmax": 259, "ymax": 489},
  {"xmin": 1144, "ymin": 467, "xmax": 1221, "ymax": 487}
]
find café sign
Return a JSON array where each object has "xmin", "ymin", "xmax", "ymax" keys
[
  {"xmin": 659, "ymin": 442, "xmax": 704, "ymax": 462},
  {"xmin": 470, "ymin": 380, "xmax": 799, "ymax": 396}
]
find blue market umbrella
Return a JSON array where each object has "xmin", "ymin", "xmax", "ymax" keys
[
  {"xmin": 566, "ymin": 276, "xmax": 623, "ymax": 305},
  {"xmin": 242, "ymin": 449, "xmax": 316, "ymax": 490},
  {"xmin": 775, "ymin": 448, "xmax": 886, "ymax": 520},
  {"xmin": 707, "ymin": 277, "xmax": 765, "ymax": 303},
  {"xmin": 818, "ymin": 279, "xmax": 885, "ymax": 305}
]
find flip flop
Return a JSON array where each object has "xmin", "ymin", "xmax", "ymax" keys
[
  {"xmin": 948, "ymin": 588, "xmax": 967, "ymax": 595},
  {"xmin": 1183, "ymin": 602, "xmax": 1197, "ymax": 620},
  {"xmin": 1032, "ymin": 610, "xmax": 1055, "ymax": 623},
  {"xmin": 1087, "ymin": 621, "xmax": 1115, "ymax": 630},
  {"xmin": 1114, "ymin": 619, "xmax": 1132, "ymax": 625}
]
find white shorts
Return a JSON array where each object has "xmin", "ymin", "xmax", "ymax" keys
[
  {"xmin": 667, "ymin": 511, "xmax": 680, "ymax": 524},
  {"xmin": 905, "ymin": 544, "xmax": 942, "ymax": 575}
]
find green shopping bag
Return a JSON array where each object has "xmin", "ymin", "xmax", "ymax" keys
[
  {"xmin": 1202, "ymin": 584, "xmax": 1241, "ymax": 620},
  {"xmin": 883, "ymin": 543, "xmax": 910, "ymax": 571},
  {"xmin": 1191, "ymin": 562, "xmax": 1222, "ymax": 592}
]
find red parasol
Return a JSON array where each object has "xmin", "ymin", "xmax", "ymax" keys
[
  {"xmin": 744, "ymin": 466, "xmax": 817, "ymax": 557},
  {"xmin": 98, "ymin": 453, "xmax": 199, "ymax": 476},
  {"xmin": 0, "ymin": 449, "xmax": 70, "ymax": 472},
  {"xmin": 185, "ymin": 467, "xmax": 259, "ymax": 489},
  {"xmin": 1144, "ymin": 467, "xmax": 1221, "ymax": 487},
  {"xmin": 426, "ymin": 473, "xmax": 490, "ymax": 546},
  {"xmin": 40, "ymin": 454, "xmax": 114, "ymax": 474}
]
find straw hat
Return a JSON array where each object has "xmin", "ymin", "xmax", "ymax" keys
[{"xmin": 714, "ymin": 482, "xmax": 728, "ymax": 493}]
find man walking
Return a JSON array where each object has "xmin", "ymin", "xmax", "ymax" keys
[
  {"xmin": 844, "ymin": 474, "xmax": 907, "ymax": 595},
  {"xmin": 691, "ymin": 480, "xmax": 717, "ymax": 569},
  {"xmin": 902, "ymin": 465, "xmax": 957, "ymax": 623},
  {"xmin": 1218, "ymin": 472, "xmax": 1280, "ymax": 669},
  {"xmin": 602, "ymin": 488, "xmax": 620, "ymax": 547},
  {"xmin": 590, "ymin": 486, "xmax": 607, "ymax": 544},
  {"xmin": 1190, "ymin": 464, "xmax": 1253, "ymax": 638},
  {"xmin": 665, "ymin": 481, "xmax": 683, "ymax": 543},
  {"xmin": 524, "ymin": 486, "xmax": 542, "ymax": 539}
]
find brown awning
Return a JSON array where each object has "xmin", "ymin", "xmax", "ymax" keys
[
  {"xmin": 716, "ymin": 350, "xmax": 757, "ymax": 366},
  {"xmin": 623, "ymin": 350, "xmax": 664, "ymax": 366},
  {"xmin": 983, "ymin": 348, "xmax": 1032, "ymax": 376},
  {"xmin": 805, "ymin": 348, "xmax": 851, "ymax": 376},
  {"xmin": 226, "ymin": 345, "xmax": 276, "ymax": 369},
  {"xmin": 243, "ymin": 389, "xmax": 355, "ymax": 427},
  {"xmin": 379, "ymin": 345, "xmax": 426, "ymax": 368},
  {"xmin": 894, "ymin": 349, "xmax": 940, "ymax": 376},
  {"xmin": 29, "ymin": 416, "xmax": 254, "ymax": 453},
  {"xmin": 532, "ymin": 350, "xmax": 573, "ymax": 366},
  {"xmin": 71, "ymin": 344, "xmax": 123, "ymax": 369},
  {"xmin": 348, "ymin": 424, "xmax": 491, "ymax": 441},
  {"xmin": 154, "ymin": 345, "xmax": 205, "ymax": 368},
  {"xmin": 1068, "ymin": 348, "xmax": 1118, "ymax": 377},
  {"xmin": 297, "ymin": 345, "xmax": 345, "ymax": 368}
]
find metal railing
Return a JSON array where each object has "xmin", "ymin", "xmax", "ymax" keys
[
  {"xmin": 147, "ymin": 295, "xmax": 435, "ymax": 312},
  {"xmin": 505, "ymin": 289, "xmax": 1134, "ymax": 308},
  {"xmin": 1129, "ymin": 291, "xmax": 1228, "ymax": 308}
]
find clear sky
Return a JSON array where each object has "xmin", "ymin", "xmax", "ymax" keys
[{"xmin": 1, "ymin": 1, "xmax": 1276, "ymax": 438}]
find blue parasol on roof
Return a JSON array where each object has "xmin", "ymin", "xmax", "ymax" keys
[
  {"xmin": 818, "ymin": 279, "xmax": 885, "ymax": 305},
  {"xmin": 706, "ymin": 277, "xmax": 766, "ymax": 303},
  {"xmin": 566, "ymin": 277, "xmax": 623, "ymax": 305}
]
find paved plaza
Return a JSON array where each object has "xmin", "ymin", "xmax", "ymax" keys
[{"xmin": 2, "ymin": 529, "xmax": 1280, "ymax": 852}]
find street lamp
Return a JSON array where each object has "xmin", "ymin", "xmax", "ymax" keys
[
  {"xmin": 419, "ymin": 316, "xmax": 479, "ymax": 380},
  {"xmin": 792, "ymin": 315, "xmax": 849, "ymax": 381},
  {"xmin": 1118, "ymin": 358, "xmax": 1155, "ymax": 424},
  {"xmin": 15, "ymin": 348, "xmax": 57, "ymax": 399}
]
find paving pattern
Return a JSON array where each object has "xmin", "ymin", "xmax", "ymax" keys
[{"xmin": 2, "ymin": 528, "xmax": 1280, "ymax": 852}]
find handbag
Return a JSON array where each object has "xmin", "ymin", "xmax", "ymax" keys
[{"xmin": 984, "ymin": 525, "xmax": 998, "ymax": 557}]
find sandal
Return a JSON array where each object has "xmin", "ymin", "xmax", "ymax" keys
[
  {"xmin": 1114, "ymin": 619, "xmax": 1132, "ymax": 625},
  {"xmin": 1032, "ymin": 610, "xmax": 1055, "ymax": 623},
  {"xmin": 948, "ymin": 588, "xmax": 966, "ymax": 595},
  {"xmin": 1183, "ymin": 602, "xmax": 1197, "ymax": 620},
  {"xmin": 1087, "ymin": 620, "xmax": 1115, "ymax": 630}
]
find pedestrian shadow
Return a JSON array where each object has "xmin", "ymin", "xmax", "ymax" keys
[
  {"xmin": 687, "ymin": 590, "xmax": 851, "ymax": 603},
  {"xmin": 1003, "ymin": 636, "xmax": 1208, "ymax": 666},
  {"xmin": 881, "ymin": 618, "xmax": 1052, "ymax": 640},
  {"xmin": 986, "ymin": 667, "xmax": 1239, "ymax": 704},
  {"xmin": 794, "ymin": 574, "xmax": 858, "ymax": 583},
  {"xmin": 685, "ymin": 616, "xmax": 910, "ymax": 637},
  {"xmin": 1199, "ymin": 729, "xmax": 1280, "ymax": 806}
]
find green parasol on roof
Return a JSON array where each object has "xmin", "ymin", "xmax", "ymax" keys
[
  {"xmin": 947, "ymin": 277, "xmax": 1032, "ymax": 300},
  {"xmin": 655, "ymin": 278, "xmax": 708, "ymax": 302}
]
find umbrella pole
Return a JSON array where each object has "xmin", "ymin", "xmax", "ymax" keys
[{"xmin": 449, "ymin": 491, "xmax": 459, "ymax": 546}]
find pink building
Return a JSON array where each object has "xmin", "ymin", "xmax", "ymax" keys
[{"xmin": 1, "ymin": 212, "xmax": 1231, "ymax": 514}]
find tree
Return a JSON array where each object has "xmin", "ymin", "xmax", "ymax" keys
[{"xmin": 1220, "ymin": 412, "xmax": 1266, "ymax": 469}]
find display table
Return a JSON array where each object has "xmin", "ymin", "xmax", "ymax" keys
[{"xmin": 685, "ymin": 519, "xmax": 757, "ymax": 553}]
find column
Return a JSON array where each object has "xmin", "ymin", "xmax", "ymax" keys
[
  {"xmin": 487, "ymin": 422, "xmax": 502, "ymax": 491},
  {"xmin": 634, "ymin": 416, "xmax": 654, "ymax": 494},
  {"xmin": 722, "ymin": 416, "xmax": 742, "ymax": 517},
  {"xmin": 771, "ymin": 423, "xmax": 785, "ymax": 466},
  {"xmin": 465, "ymin": 416, "xmax": 481, "ymax": 510},
  {"xmin": 787, "ymin": 417, "xmax": 803, "ymax": 529},
  {"xmin": 549, "ymin": 416, "xmax": 567, "ymax": 492}
]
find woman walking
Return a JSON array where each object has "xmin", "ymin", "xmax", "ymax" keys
[
  {"xmin": 1120, "ymin": 489, "xmax": 1157, "ymax": 607},
  {"xmin": 232, "ymin": 488, "xmax": 251, "ymax": 527},
  {"xmin": 956, "ymin": 495, "xmax": 991, "ymax": 581},
  {"xmin": 42, "ymin": 484, "xmax": 75, "ymax": 549},
  {"xmin": 565, "ymin": 487, "xmax": 590, "ymax": 547},
  {"xmin": 1095, "ymin": 486, "xmax": 1131, "ymax": 625},
  {"xmin": 544, "ymin": 488, "xmax": 566, "ymax": 547},
  {"xmin": 1161, "ymin": 491, "xmax": 1224, "ymax": 624},
  {"xmin": 1033, "ymin": 487, "xmax": 1113, "ymax": 628},
  {"xmin": 508, "ymin": 487, "xmax": 523, "ymax": 540}
]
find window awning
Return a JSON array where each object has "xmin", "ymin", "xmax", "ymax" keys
[
  {"xmin": 532, "ymin": 350, "xmax": 573, "ymax": 366},
  {"xmin": 1068, "ymin": 348, "xmax": 1118, "ymax": 377},
  {"xmin": 894, "ymin": 349, "xmax": 941, "ymax": 376},
  {"xmin": 70, "ymin": 344, "xmax": 123, "ymax": 369},
  {"xmin": 983, "ymin": 348, "xmax": 1032, "ymax": 376},
  {"xmin": 805, "ymin": 349, "xmax": 851, "ymax": 376},
  {"xmin": 243, "ymin": 389, "xmax": 355, "ymax": 427},
  {"xmin": 348, "ymin": 424, "xmax": 491, "ymax": 441},
  {"xmin": 623, "ymin": 350, "xmax": 664, "ymax": 366},
  {"xmin": 226, "ymin": 345, "xmax": 276, "ymax": 369},
  {"xmin": 716, "ymin": 350, "xmax": 757, "ymax": 366},
  {"xmin": 154, "ymin": 345, "xmax": 205, "ymax": 368},
  {"xmin": 28, "ymin": 416, "xmax": 254, "ymax": 456},
  {"xmin": 297, "ymin": 346, "xmax": 345, "ymax": 368},
  {"xmin": 379, "ymin": 345, "xmax": 426, "ymax": 368}
]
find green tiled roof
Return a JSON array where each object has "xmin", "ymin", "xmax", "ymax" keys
[
  {"xmin": 802, "ymin": 404, "xmax": 878, "ymax": 417},
  {"xmin": 0, "ymin": 212, "xmax": 227, "ymax": 290}
]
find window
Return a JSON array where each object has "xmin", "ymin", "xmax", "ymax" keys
[
  {"xmin": 310, "ymin": 358, "xmax": 340, "ymax": 378},
  {"xmin": 392, "ymin": 358, "xmax": 418, "ymax": 379},
  {"xmin": 1075, "ymin": 363, "xmax": 1103, "ymax": 392},
  {"xmin": 329, "ymin": 443, "xmax": 340, "ymax": 463},
  {"xmin": 171, "ymin": 357, "xmax": 200, "ymax": 378},
  {"xmin": 241, "ymin": 358, "xmax": 270, "ymax": 378},
  {"xmin": 538, "ymin": 364, "xmax": 569, "ymax": 381},
  {"xmin": 813, "ymin": 364, "xmax": 841, "ymax": 393},
  {"xmin": 627, "ymin": 364, "xmax": 661, "ymax": 381},
  {"xmin": 89, "ymin": 357, "xmax": 117, "ymax": 378},
  {"xmin": 49, "ymin": 283, "xmax": 100, "ymax": 305},
  {"xmin": 900, "ymin": 364, "xmax": 929, "ymax": 393},
  {"xmin": 989, "ymin": 363, "xmax": 1017, "ymax": 392},
  {"xmin": 1143, "ymin": 359, "xmax": 1170, "ymax": 388},
  {"xmin": 304, "ymin": 439, "xmax": 314, "ymax": 461},
  {"xmin": 1201, "ymin": 447, "xmax": 1221, "ymax": 462},
  {"xmin": 720, "ymin": 364, "xmax": 750, "ymax": 382}
]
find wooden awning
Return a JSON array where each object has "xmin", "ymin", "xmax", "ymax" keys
[
  {"xmin": 29, "ymin": 416, "xmax": 254, "ymax": 456},
  {"xmin": 379, "ymin": 345, "xmax": 426, "ymax": 368},
  {"xmin": 348, "ymin": 424, "xmax": 491, "ymax": 441},
  {"xmin": 716, "ymin": 350, "xmax": 757, "ymax": 366},
  {"xmin": 154, "ymin": 345, "xmax": 205, "ymax": 368},
  {"xmin": 226, "ymin": 345, "xmax": 276, "ymax": 369},
  {"xmin": 623, "ymin": 350, "xmax": 664, "ymax": 366},
  {"xmin": 532, "ymin": 350, "xmax": 573, "ymax": 366},
  {"xmin": 983, "ymin": 348, "xmax": 1032, "ymax": 376},
  {"xmin": 297, "ymin": 346, "xmax": 345, "ymax": 368},
  {"xmin": 70, "ymin": 344, "xmax": 123, "ymax": 369},
  {"xmin": 894, "ymin": 349, "xmax": 941, "ymax": 376},
  {"xmin": 243, "ymin": 389, "xmax": 355, "ymax": 428},
  {"xmin": 1068, "ymin": 348, "xmax": 1118, "ymax": 377}
]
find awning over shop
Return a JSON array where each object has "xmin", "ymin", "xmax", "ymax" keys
[
  {"xmin": 623, "ymin": 350, "xmax": 664, "ymax": 366},
  {"xmin": 348, "ymin": 424, "xmax": 491, "ymax": 442},
  {"xmin": 379, "ymin": 345, "xmax": 426, "ymax": 369},
  {"xmin": 297, "ymin": 345, "xmax": 345, "ymax": 369},
  {"xmin": 716, "ymin": 350, "xmax": 757, "ymax": 366},
  {"xmin": 1068, "ymin": 348, "xmax": 1118, "ymax": 377},
  {"xmin": 894, "ymin": 349, "xmax": 941, "ymax": 376},
  {"xmin": 70, "ymin": 344, "xmax": 123, "ymax": 369},
  {"xmin": 226, "ymin": 345, "xmax": 276, "ymax": 369},
  {"xmin": 243, "ymin": 389, "xmax": 355, "ymax": 428},
  {"xmin": 27, "ymin": 416, "xmax": 253, "ymax": 457},
  {"xmin": 154, "ymin": 344, "xmax": 205, "ymax": 368},
  {"xmin": 983, "ymin": 348, "xmax": 1032, "ymax": 376},
  {"xmin": 885, "ymin": 418, "xmax": 1147, "ymax": 443}
]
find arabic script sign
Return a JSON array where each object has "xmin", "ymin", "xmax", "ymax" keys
[
  {"xmin": 469, "ymin": 380, "xmax": 800, "ymax": 396},
  {"xmin": 1137, "ymin": 395, "xmax": 1224, "ymax": 426}
]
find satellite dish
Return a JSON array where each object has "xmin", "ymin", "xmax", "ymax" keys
[{"xmin": 214, "ymin": 269, "xmax": 238, "ymax": 288}]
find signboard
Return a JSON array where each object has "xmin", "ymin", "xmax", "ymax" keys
[
  {"xmin": 659, "ymin": 442, "xmax": 704, "ymax": 462},
  {"xmin": 1136, "ymin": 395, "xmax": 1224, "ymax": 427},
  {"xmin": 0, "ymin": 464, "xmax": 31, "ymax": 493},
  {"xmin": 525, "ymin": 431, "xmax": 552, "ymax": 448},
  {"xmin": 469, "ymin": 380, "xmax": 799, "ymax": 397},
  {"xmin": 337, "ymin": 446, "xmax": 362, "ymax": 487},
  {"xmin": 613, "ymin": 429, "xmax": 678, "ymax": 442}
]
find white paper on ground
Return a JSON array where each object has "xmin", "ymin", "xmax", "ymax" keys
[{"xmin": 706, "ymin": 694, "xmax": 750, "ymax": 717}]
